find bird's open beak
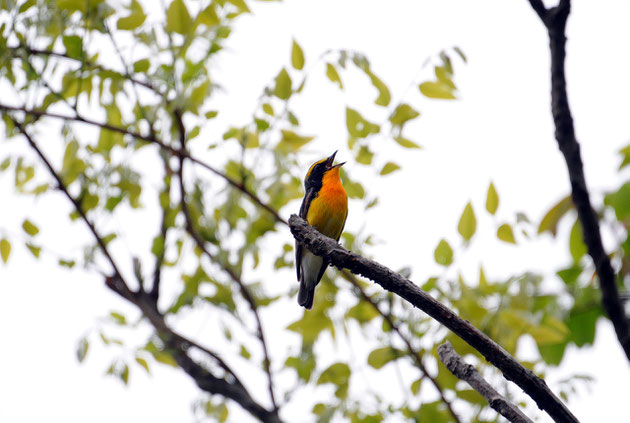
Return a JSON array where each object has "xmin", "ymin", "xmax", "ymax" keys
[{"xmin": 326, "ymin": 151, "xmax": 344, "ymax": 168}]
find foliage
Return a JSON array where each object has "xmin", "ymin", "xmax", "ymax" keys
[{"xmin": 0, "ymin": 1, "xmax": 624, "ymax": 422}]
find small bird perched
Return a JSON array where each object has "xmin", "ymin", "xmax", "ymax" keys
[{"xmin": 296, "ymin": 151, "xmax": 348, "ymax": 309}]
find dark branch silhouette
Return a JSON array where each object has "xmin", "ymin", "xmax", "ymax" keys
[
  {"xmin": 438, "ymin": 341, "xmax": 533, "ymax": 423},
  {"xmin": 289, "ymin": 214, "xmax": 579, "ymax": 423},
  {"xmin": 526, "ymin": 0, "xmax": 630, "ymax": 361},
  {"xmin": 10, "ymin": 117, "xmax": 283, "ymax": 423}
]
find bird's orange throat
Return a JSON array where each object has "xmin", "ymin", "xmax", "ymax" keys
[{"xmin": 321, "ymin": 167, "xmax": 344, "ymax": 194}]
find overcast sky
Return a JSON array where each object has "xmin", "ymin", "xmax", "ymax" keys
[{"xmin": 1, "ymin": 0, "xmax": 630, "ymax": 422}]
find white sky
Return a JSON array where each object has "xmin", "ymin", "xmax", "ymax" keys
[{"xmin": 2, "ymin": 0, "xmax": 630, "ymax": 422}]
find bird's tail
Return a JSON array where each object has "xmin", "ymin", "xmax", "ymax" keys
[{"xmin": 297, "ymin": 280, "xmax": 314, "ymax": 309}]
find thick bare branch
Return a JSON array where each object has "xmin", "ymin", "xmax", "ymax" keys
[
  {"xmin": 527, "ymin": 0, "xmax": 630, "ymax": 361},
  {"xmin": 438, "ymin": 342, "xmax": 533, "ymax": 423},
  {"xmin": 289, "ymin": 214, "xmax": 579, "ymax": 423}
]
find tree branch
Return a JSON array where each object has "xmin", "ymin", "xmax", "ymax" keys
[
  {"xmin": 0, "ymin": 103, "xmax": 286, "ymax": 225},
  {"xmin": 526, "ymin": 0, "xmax": 630, "ymax": 361},
  {"xmin": 341, "ymin": 270, "xmax": 462, "ymax": 423},
  {"xmin": 11, "ymin": 117, "xmax": 283, "ymax": 423},
  {"xmin": 438, "ymin": 341, "xmax": 533, "ymax": 423},
  {"xmin": 173, "ymin": 110, "xmax": 279, "ymax": 413},
  {"xmin": 289, "ymin": 215, "xmax": 579, "ymax": 423}
]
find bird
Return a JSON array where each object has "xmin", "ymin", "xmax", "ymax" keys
[{"xmin": 296, "ymin": 151, "xmax": 348, "ymax": 309}]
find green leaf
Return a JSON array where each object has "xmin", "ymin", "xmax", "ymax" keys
[
  {"xmin": 379, "ymin": 162, "xmax": 400, "ymax": 176},
  {"xmin": 419, "ymin": 81, "xmax": 456, "ymax": 100},
  {"xmin": 135, "ymin": 356, "xmax": 151, "ymax": 374},
  {"xmin": 486, "ymin": 182, "xmax": 498, "ymax": 214},
  {"xmin": 273, "ymin": 68, "xmax": 292, "ymax": 100},
  {"xmin": 389, "ymin": 104, "xmax": 420, "ymax": 126},
  {"xmin": 166, "ymin": 0, "xmax": 193, "ymax": 35},
  {"xmin": 117, "ymin": 0, "xmax": 147, "ymax": 30},
  {"xmin": 291, "ymin": 39, "xmax": 305, "ymax": 70},
  {"xmin": 411, "ymin": 378, "xmax": 422, "ymax": 395},
  {"xmin": 0, "ymin": 238, "xmax": 11, "ymax": 263},
  {"xmin": 59, "ymin": 259, "xmax": 76, "ymax": 268},
  {"xmin": 133, "ymin": 58, "xmax": 150, "ymax": 73},
  {"xmin": 346, "ymin": 107, "xmax": 379, "ymax": 138},
  {"xmin": 367, "ymin": 70, "xmax": 391, "ymax": 106},
  {"xmin": 276, "ymin": 130, "xmax": 314, "ymax": 152},
  {"xmin": 538, "ymin": 195, "xmax": 573, "ymax": 235},
  {"xmin": 356, "ymin": 146, "xmax": 373, "ymax": 165},
  {"xmin": 569, "ymin": 219, "xmax": 587, "ymax": 262},
  {"xmin": 262, "ymin": 103, "xmax": 274, "ymax": 116},
  {"xmin": 285, "ymin": 353, "xmax": 315, "ymax": 382},
  {"xmin": 198, "ymin": 4, "xmax": 220, "ymax": 26},
  {"xmin": 346, "ymin": 300, "xmax": 379, "ymax": 324},
  {"xmin": 26, "ymin": 243, "xmax": 41, "ymax": 258},
  {"xmin": 152, "ymin": 351, "xmax": 178, "ymax": 367},
  {"xmin": 0, "ymin": 157, "xmax": 10, "ymax": 171},
  {"xmin": 325, "ymin": 63, "xmax": 343, "ymax": 89},
  {"xmin": 604, "ymin": 182, "xmax": 630, "ymax": 220},
  {"xmin": 393, "ymin": 136, "xmax": 421, "ymax": 149},
  {"xmin": 62, "ymin": 35, "xmax": 83, "ymax": 60},
  {"xmin": 568, "ymin": 307, "xmax": 601, "ymax": 347},
  {"xmin": 317, "ymin": 362, "xmax": 350, "ymax": 398},
  {"xmin": 497, "ymin": 223, "xmax": 516, "ymax": 244},
  {"xmin": 228, "ymin": 0, "xmax": 250, "ymax": 13},
  {"xmin": 434, "ymin": 239, "xmax": 453, "ymax": 266},
  {"xmin": 109, "ymin": 311, "xmax": 127, "ymax": 325},
  {"xmin": 457, "ymin": 202, "xmax": 476, "ymax": 241},
  {"xmin": 22, "ymin": 219, "xmax": 39, "ymax": 236},
  {"xmin": 531, "ymin": 316, "xmax": 569, "ymax": 345},
  {"xmin": 367, "ymin": 347, "xmax": 403, "ymax": 369}
]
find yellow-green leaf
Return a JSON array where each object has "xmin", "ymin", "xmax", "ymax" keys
[
  {"xmin": 0, "ymin": 238, "xmax": 10, "ymax": 263},
  {"xmin": 273, "ymin": 68, "xmax": 292, "ymax": 100},
  {"xmin": 197, "ymin": 4, "xmax": 220, "ymax": 26},
  {"xmin": 62, "ymin": 35, "xmax": 82, "ymax": 60},
  {"xmin": 227, "ymin": 0, "xmax": 250, "ymax": 13},
  {"xmin": 486, "ymin": 182, "xmax": 498, "ymax": 215},
  {"xmin": 117, "ymin": 0, "xmax": 146, "ymax": 31},
  {"xmin": 153, "ymin": 351, "xmax": 178, "ymax": 367},
  {"xmin": 22, "ymin": 219, "xmax": 39, "ymax": 236},
  {"xmin": 356, "ymin": 146, "xmax": 373, "ymax": 165},
  {"xmin": 276, "ymin": 130, "xmax": 314, "ymax": 152},
  {"xmin": 434, "ymin": 239, "xmax": 453, "ymax": 266},
  {"xmin": 389, "ymin": 104, "xmax": 419, "ymax": 126},
  {"xmin": 367, "ymin": 347, "xmax": 403, "ymax": 369},
  {"xmin": 380, "ymin": 162, "xmax": 400, "ymax": 175},
  {"xmin": 497, "ymin": 223, "xmax": 516, "ymax": 244},
  {"xmin": 393, "ymin": 136, "xmax": 421, "ymax": 149},
  {"xmin": 325, "ymin": 63, "xmax": 343, "ymax": 89},
  {"xmin": 26, "ymin": 243, "xmax": 41, "ymax": 258},
  {"xmin": 458, "ymin": 202, "xmax": 476, "ymax": 241},
  {"xmin": 419, "ymin": 81, "xmax": 456, "ymax": 100},
  {"xmin": 367, "ymin": 70, "xmax": 391, "ymax": 106},
  {"xmin": 133, "ymin": 58, "xmax": 150, "ymax": 73},
  {"xmin": 166, "ymin": 0, "xmax": 193, "ymax": 35},
  {"xmin": 291, "ymin": 39, "xmax": 305, "ymax": 70},
  {"xmin": 538, "ymin": 195, "xmax": 573, "ymax": 236}
]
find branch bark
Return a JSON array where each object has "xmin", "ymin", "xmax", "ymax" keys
[
  {"xmin": 526, "ymin": 0, "xmax": 630, "ymax": 361},
  {"xmin": 438, "ymin": 341, "xmax": 533, "ymax": 423},
  {"xmin": 289, "ymin": 214, "xmax": 579, "ymax": 423}
]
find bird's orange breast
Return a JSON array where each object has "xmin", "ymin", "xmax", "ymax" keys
[{"xmin": 306, "ymin": 167, "xmax": 348, "ymax": 240}]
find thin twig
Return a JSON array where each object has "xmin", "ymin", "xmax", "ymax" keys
[
  {"xmin": 438, "ymin": 341, "xmax": 533, "ymax": 423},
  {"xmin": 342, "ymin": 270, "xmax": 462, "ymax": 423},
  {"xmin": 173, "ymin": 109, "xmax": 279, "ymax": 412}
]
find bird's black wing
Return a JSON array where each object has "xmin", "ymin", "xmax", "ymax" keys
[{"xmin": 296, "ymin": 188, "xmax": 318, "ymax": 281}]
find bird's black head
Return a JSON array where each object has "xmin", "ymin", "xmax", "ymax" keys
[{"xmin": 304, "ymin": 151, "xmax": 345, "ymax": 191}]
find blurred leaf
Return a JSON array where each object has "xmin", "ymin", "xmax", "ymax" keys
[
  {"xmin": 135, "ymin": 356, "xmax": 151, "ymax": 374},
  {"xmin": 0, "ymin": 238, "xmax": 10, "ymax": 263},
  {"xmin": 569, "ymin": 219, "xmax": 587, "ymax": 262},
  {"xmin": 389, "ymin": 104, "xmax": 419, "ymax": 126},
  {"xmin": 117, "ymin": 0, "xmax": 146, "ymax": 30},
  {"xmin": 346, "ymin": 300, "xmax": 379, "ymax": 325},
  {"xmin": 22, "ymin": 219, "xmax": 39, "ymax": 236},
  {"xmin": 317, "ymin": 362, "xmax": 350, "ymax": 399},
  {"xmin": 538, "ymin": 195, "xmax": 573, "ymax": 235},
  {"xmin": 411, "ymin": 378, "xmax": 422, "ymax": 395},
  {"xmin": 291, "ymin": 39, "xmax": 305, "ymax": 70},
  {"xmin": 198, "ymin": 4, "xmax": 220, "ymax": 26},
  {"xmin": 274, "ymin": 68, "xmax": 292, "ymax": 100},
  {"xmin": 618, "ymin": 144, "xmax": 630, "ymax": 170},
  {"xmin": 166, "ymin": 0, "xmax": 193, "ymax": 35},
  {"xmin": 346, "ymin": 108, "xmax": 379, "ymax": 138},
  {"xmin": 568, "ymin": 307, "xmax": 601, "ymax": 347},
  {"xmin": 486, "ymin": 182, "xmax": 498, "ymax": 215},
  {"xmin": 277, "ymin": 130, "xmax": 314, "ymax": 152},
  {"xmin": 26, "ymin": 243, "xmax": 41, "ymax": 258},
  {"xmin": 419, "ymin": 81, "xmax": 456, "ymax": 100},
  {"xmin": 133, "ymin": 58, "xmax": 150, "ymax": 73},
  {"xmin": 367, "ymin": 347, "xmax": 403, "ymax": 369},
  {"xmin": 458, "ymin": 202, "xmax": 476, "ymax": 241},
  {"xmin": 326, "ymin": 63, "xmax": 343, "ymax": 89},
  {"xmin": 285, "ymin": 352, "xmax": 315, "ymax": 382},
  {"xmin": 538, "ymin": 341, "xmax": 568, "ymax": 366},
  {"xmin": 356, "ymin": 146, "xmax": 373, "ymax": 165},
  {"xmin": 62, "ymin": 35, "xmax": 82, "ymax": 59},
  {"xmin": 604, "ymin": 182, "xmax": 630, "ymax": 220},
  {"xmin": 379, "ymin": 162, "xmax": 400, "ymax": 176},
  {"xmin": 497, "ymin": 223, "xmax": 516, "ymax": 244},
  {"xmin": 367, "ymin": 70, "xmax": 390, "ymax": 106},
  {"xmin": 434, "ymin": 239, "xmax": 453, "ymax": 266},
  {"xmin": 393, "ymin": 136, "xmax": 421, "ymax": 149},
  {"xmin": 228, "ymin": 0, "xmax": 250, "ymax": 13},
  {"xmin": 109, "ymin": 311, "xmax": 127, "ymax": 325},
  {"xmin": 76, "ymin": 337, "xmax": 89, "ymax": 363},
  {"xmin": 152, "ymin": 351, "xmax": 178, "ymax": 367}
]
